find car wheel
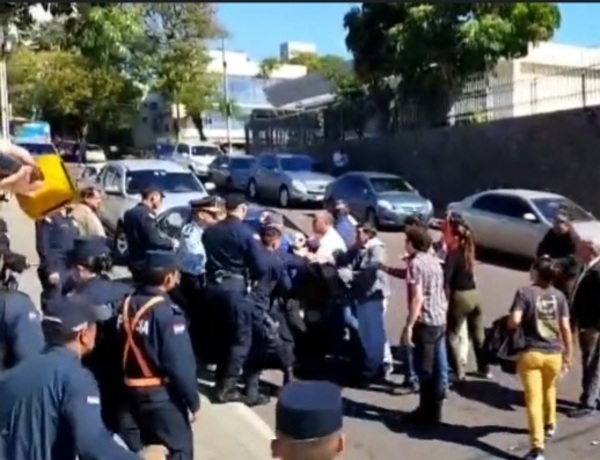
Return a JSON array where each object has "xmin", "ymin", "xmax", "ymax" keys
[
  {"xmin": 114, "ymin": 224, "xmax": 129, "ymax": 260},
  {"xmin": 247, "ymin": 179, "xmax": 258, "ymax": 200},
  {"xmin": 278, "ymin": 186, "xmax": 290, "ymax": 208},
  {"xmin": 365, "ymin": 207, "xmax": 379, "ymax": 228}
]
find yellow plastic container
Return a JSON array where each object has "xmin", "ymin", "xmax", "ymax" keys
[{"xmin": 16, "ymin": 154, "xmax": 76, "ymax": 220}]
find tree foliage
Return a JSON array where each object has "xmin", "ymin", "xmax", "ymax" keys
[
  {"xmin": 344, "ymin": 3, "xmax": 561, "ymax": 127},
  {"xmin": 141, "ymin": 3, "xmax": 224, "ymax": 137}
]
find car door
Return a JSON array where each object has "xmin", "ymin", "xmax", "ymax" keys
[
  {"xmin": 345, "ymin": 176, "xmax": 372, "ymax": 219},
  {"xmin": 494, "ymin": 195, "xmax": 546, "ymax": 257},
  {"xmin": 467, "ymin": 194, "xmax": 511, "ymax": 251},
  {"xmin": 173, "ymin": 143, "xmax": 190, "ymax": 167},
  {"xmin": 209, "ymin": 155, "xmax": 229, "ymax": 187},
  {"xmin": 102, "ymin": 166, "xmax": 126, "ymax": 232},
  {"xmin": 255, "ymin": 154, "xmax": 278, "ymax": 198}
]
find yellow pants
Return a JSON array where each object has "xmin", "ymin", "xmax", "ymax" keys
[{"xmin": 517, "ymin": 351, "xmax": 563, "ymax": 449}]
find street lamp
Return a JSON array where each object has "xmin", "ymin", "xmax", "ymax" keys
[{"xmin": 0, "ymin": 23, "xmax": 18, "ymax": 140}]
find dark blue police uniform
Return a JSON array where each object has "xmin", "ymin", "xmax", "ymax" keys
[
  {"xmin": 0, "ymin": 289, "xmax": 44, "ymax": 370},
  {"xmin": 276, "ymin": 381, "xmax": 343, "ymax": 446},
  {"xmin": 0, "ymin": 296, "xmax": 137, "ymax": 460},
  {"xmin": 35, "ymin": 209, "xmax": 79, "ymax": 310},
  {"xmin": 335, "ymin": 215, "xmax": 356, "ymax": 248},
  {"xmin": 122, "ymin": 187, "xmax": 174, "ymax": 280},
  {"xmin": 244, "ymin": 246, "xmax": 294, "ymax": 405},
  {"xmin": 116, "ymin": 250, "xmax": 198, "ymax": 460},
  {"xmin": 202, "ymin": 193, "xmax": 268, "ymax": 402},
  {"xmin": 63, "ymin": 236, "xmax": 136, "ymax": 442}
]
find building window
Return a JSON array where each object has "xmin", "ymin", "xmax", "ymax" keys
[
  {"xmin": 141, "ymin": 116, "xmax": 147, "ymax": 123},
  {"xmin": 221, "ymin": 75, "xmax": 274, "ymax": 107},
  {"xmin": 149, "ymin": 101, "xmax": 158, "ymax": 111}
]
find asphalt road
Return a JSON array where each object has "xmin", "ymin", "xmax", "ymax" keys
[{"xmin": 254, "ymin": 206, "xmax": 600, "ymax": 460}]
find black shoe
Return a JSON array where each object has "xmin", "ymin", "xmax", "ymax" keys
[
  {"xmin": 243, "ymin": 393, "xmax": 270, "ymax": 407},
  {"xmin": 568, "ymin": 406, "xmax": 596, "ymax": 419},
  {"xmin": 214, "ymin": 379, "xmax": 243, "ymax": 404}
]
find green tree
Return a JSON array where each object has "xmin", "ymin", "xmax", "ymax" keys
[
  {"xmin": 344, "ymin": 3, "xmax": 561, "ymax": 128},
  {"xmin": 259, "ymin": 53, "xmax": 346, "ymax": 78},
  {"xmin": 141, "ymin": 3, "xmax": 224, "ymax": 140}
]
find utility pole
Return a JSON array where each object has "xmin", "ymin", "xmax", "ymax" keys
[
  {"xmin": 221, "ymin": 38, "xmax": 232, "ymax": 153},
  {"xmin": 0, "ymin": 25, "xmax": 10, "ymax": 140}
]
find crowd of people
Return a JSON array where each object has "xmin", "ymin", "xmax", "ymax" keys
[{"xmin": 0, "ymin": 140, "xmax": 597, "ymax": 460}]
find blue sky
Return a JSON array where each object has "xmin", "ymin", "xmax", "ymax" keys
[{"xmin": 218, "ymin": 3, "xmax": 600, "ymax": 61}]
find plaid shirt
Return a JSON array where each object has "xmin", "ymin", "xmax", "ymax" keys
[{"xmin": 407, "ymin": 251, "xmax": 448, "ymax": 326}]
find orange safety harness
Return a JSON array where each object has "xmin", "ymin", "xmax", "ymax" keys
[{"xmin": 121, "ymin": 295, "xmax": 166, "ymax": 388}]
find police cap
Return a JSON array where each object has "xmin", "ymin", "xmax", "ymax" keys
[
  {"xmin": 276, "ymin": 381, "xmax": 343, "ymax": 441},
  {"xmin": 189, "ymin": 196, "xmax": 221, "ymax": 213},
  {"xmin": 43, "ymin": 295, "xmax": 106, "ymax": 332},
  {"xmin": 71, "ymin": 236, "xmax": 111, "ymax": 264},
  {"xmin": 143, "ymin": 250, "xmax": 183, "ymax": 273},
  {"xmin": 141, "ymin": 185, "xmax": 165, "ymax": 199},
  {"xmin": 224, "ymin": 192, "xmax": 246, "ymax": 211}
]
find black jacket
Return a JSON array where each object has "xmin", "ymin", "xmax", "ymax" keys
[{"xmin": 571, "ymin": 263, "xmax": 600, "ymax": 330}]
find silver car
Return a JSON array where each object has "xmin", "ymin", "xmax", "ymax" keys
[
  {"xmin": 247, "ymin": 153, "xmax": 334, "ymax": 208},
  {"xmin": 94, "ymin": 159, "xmax": 215, "ymax": 258},
  {"xmin": 324, "ymin": 171, "xmax": 434, "ymax": 227},
  {"xmin": 447, "ymin": 189, "xmax": 600, "ymax": 258},
  {"xmin": 208, "ymin": 153, "xmax": 254, "ymax": 191}
]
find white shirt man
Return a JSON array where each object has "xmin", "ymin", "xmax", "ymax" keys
[{"xmin": 315, "ymin": 226, "xmax": 347, "ymax": 259}]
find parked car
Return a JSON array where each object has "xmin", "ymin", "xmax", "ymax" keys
[
  {"xmin": 77, "ymin": 163, "xmax": 106, "ymax": 187},
  {"xmin": 447, "ymin": 189, "xmax": 600, "ymax": 258},
  {"xmin": 94, "ymin": 159, "xmax": 215, "ymax": 258},
  {"xmin": 208, "ymin": 153, "xmax": 255, "ymax": 191},
  {"xmin": 171, "ymin": 140, "xmax": 223, "ymax": 179},
  {"xmin": 324, "ymin": 171, "xmax": 433, "ymax": 228},
  {"xmin": 247, "ymin": 153, "xmax": 334, "ymax": 207}
]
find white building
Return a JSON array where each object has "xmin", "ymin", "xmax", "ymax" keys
[
  {"xmin": 133, "ymin": 49, "xmax": 308, "ymax": 148},
  {"xmin": 279, "ymin": 41, "xmax": 317, "ymax": 61},
  {"xmin": 483, "ymin": 42, "xmax": 600, "ymax": 120}
]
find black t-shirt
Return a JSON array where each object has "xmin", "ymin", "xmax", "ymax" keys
[
  {"xmin": 510, "ymin": 284, "xmax": 569, "ymax": 353},
  {"xmin": 444, "ymin": 249, "xmax": 476, "ymax": 292}
]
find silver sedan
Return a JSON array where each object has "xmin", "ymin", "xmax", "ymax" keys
[{"xmin": 447, "ymin": 188, "xmax": 599, "ymax": 258}]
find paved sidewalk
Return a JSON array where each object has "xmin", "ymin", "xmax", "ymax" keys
[{"xmin": 3, "ymin": 199, "xmax": 274, "ymax": 459}]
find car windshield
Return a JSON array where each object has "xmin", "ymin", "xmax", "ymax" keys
[
  {"xmin": 230, "ymin": 157, "xmax": 254, "ymax": 170},
  {"xmin": 369, "ymin": 177, "xmax": 414, "ymax": 193},
  {"xmin": 279, "ymin": 156, "xmax": 314, "ymax": 172},
  {"xmin": 17, "ymin": 143, "xmax": 56, "ymax": 154},
  {"xmin": 126, "ymin": 170, "xmax": 203, "ymax": 194},
  {"xmin": 191, "ymin": 145, "xmax": 221, "ymax": 156},
  {"xmin": 532, "ymin": 197, "xmax": 594, "ymax": 222}
]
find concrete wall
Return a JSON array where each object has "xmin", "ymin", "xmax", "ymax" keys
[{"xmin": 280, "ymin": 105, "xmax": 600, "ymax": 215}]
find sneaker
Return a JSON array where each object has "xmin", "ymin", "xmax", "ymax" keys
[
  {"xmin": 383, "ymin": 363, "xmax": 394, "ymax": 378},
  {"xmin": 544, "ymin": 424, "xmax": 556, "ymax": 438},
  {"xmin": 524, "ymin": 448, "xmax": 545, "ymax": 460}
]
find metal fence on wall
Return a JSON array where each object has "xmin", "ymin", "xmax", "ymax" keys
[{"xmin": 247, "ymin": 58, "xmax": 600, "ymax": 151}]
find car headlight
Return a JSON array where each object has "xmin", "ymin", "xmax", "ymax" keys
[
  {"xmin": 377, "ymin": 199, "xmax": 393, "ymax": 211},
  {"xmin": 291, "ymin": 179, "xmax": 308, "ymax": 193}
]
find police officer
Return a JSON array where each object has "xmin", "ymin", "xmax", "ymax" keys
[
  {"xmin": 116, "ymin": 250, "xmax": 199, "ymax": 460},
  {"xmin": 332, "ymin": 200, "xmax": 356, "ymax": 248},
  {"xmin": 202, "ymin": 193, "xmax": 269, "ymax": 403},
  {"xmin": 272, "ymin": 381, "xmax": 345, "ymax": 460},
  {"xmin": 122, "ymin": 185, "xmax": 179, "ymax": 282},
  {"xmin": 260, "ymin": 212, "xmax": 293, "ymax": 253},
  {"xmin": 35, "ymin": 205, "xmax": 79, "ymax": 310},
  {"xmin": 178, "ymin": 196, "xmax": 223, "ymax": 359},
  {"xmin": 63, "ymin": 236, "xmax": 136, "ymax": 442},
  {"xmin": 0, "ymin": 295, "xmax": 138, "ymax": 459},
  {"xmin": 0, "ymin": 247, "xmax": 44, "ymax": 370},
  {"xmin": 243, "ymin": 224, "xmax": 295, "ymax": 406}
]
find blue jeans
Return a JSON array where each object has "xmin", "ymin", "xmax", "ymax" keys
[
  {"xmin": 403, "ymin": 342, "xmax": 448, "ymax": 389},
  {"xmin": 413, "ymin": 324, "xmax": 449, "ymax": 399}
]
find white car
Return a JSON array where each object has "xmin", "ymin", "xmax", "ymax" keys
[
  {"xmin": 94, "ymin": 159, "xmax": 216, "ymax": 258},
  {"xmin": 447, "ymin": 188, "xmax": 599, "ymax": 258},
  {"xmin": 171, "ymin": 140, "xmax": 223, "ymax": 179},
  {"xmin": 77, "ymin": 163, "xmax": 106, "ymax": 187}
]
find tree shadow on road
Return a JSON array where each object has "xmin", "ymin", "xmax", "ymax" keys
[{"xmin": 454, "ymin": 379, "xmax": 578, "ymax": 414}]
